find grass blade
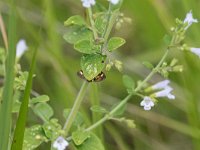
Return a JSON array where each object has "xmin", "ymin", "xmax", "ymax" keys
[
  {"xmin": 0, "ymin": 0, "xmax": 16, "ymax": 149},
  {"xmin": 11, "ymin": 48, "xmax": 37, "ymax": 150}
]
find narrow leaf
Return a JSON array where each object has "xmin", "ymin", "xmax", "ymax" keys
[
  {"xmin": 11, "ymin": 48, "xmax": 37, "ymax": 150},
  {"xmin": 0, "ymin": 0, "xmax": 16, "ymax": 149}
]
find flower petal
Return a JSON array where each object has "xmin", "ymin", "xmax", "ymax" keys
[
  {"xmin": 16, "ymin": 39, "xmax": 28, "ymax": 58},
  {"xmin": 53, "ymin": 136, "xmax": 69, "ymax": 150}
]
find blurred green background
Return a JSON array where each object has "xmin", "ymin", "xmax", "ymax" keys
[{"xmin": 1, "ymin": 0, "xmax": 200, "ymax": 150}]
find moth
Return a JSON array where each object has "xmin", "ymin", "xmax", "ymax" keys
[{"xmin": 77, "ymin": 70, "xmax": 106, "ymax": 82}]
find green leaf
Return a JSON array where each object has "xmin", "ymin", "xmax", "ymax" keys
[
  {"xmin": 81, "ymin": 54, "xmax": 106, "ymax": 80},
  {"xmin": 64, "ymin": 15, "xmax": 86, "ymax": 26},
  {"xmin": 95, "ymin": 13, "xmax": 107, "ymax": 34},
  {"xmin": 31, "ymin": 95, "xmax": 50, "ymax": 104},
  {"xmin": 72, "ymin": 130, "xmax": 90, "ymax": 146},
  {"xmin": 23, "ymin": 125, "xmax": 47, "ymax": 150},
  {"xmin": 163, "ymin": 34, "xmax": 172, "ymax": 45},
  {"xmin": 107, "ymin": 37, "xmax": 126, "ymax": 52},
  {"xmin": 33, "ymin": 103, "xmax": 54, "ymax": 122},
  {"xmin": 42, "ymin": 119, "xmax": 62, "ymax": 140},
  {"xmin": 12, "ymin": 101, "xmax": 21, "ymax": 113},
  {"xmin": 63, "ymin": 109, "xmax": 84, "ymax": 127},
  {"xmin": 14, "ymin": 71, "xmax": 29, "ymax": 90},
  {"xmin": 11, "ymin": 49, "xmax": 37, "ymax": 150},
  {"xmin": 90, "ymin": 105, "xmax": 108, "ymax": 114},
  {"xmin": 73, "ymin": 38, "xmax": 101, "ymax": 55},
  {"xmin": 63, "ymin": 26, "xmax": 93, "ymax": 44},
  {"xmin": 0, "ymin": 1, "xmax": 16, "ymax": 149},
  {"xmin": 143, "ymin": 61, "xmax": 154, "ymax": 69},
  {"xmin": 122, "ymin": 75, "xmax": 135, "ymax": 90},
  {"xmin": 74, "ymin": 40, "xmax": 100, "ymax": 54},
  {"xmin": 76, "ymin": 133, "xmax": 104, "ymax": 150}
]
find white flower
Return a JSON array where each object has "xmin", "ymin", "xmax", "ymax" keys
[
  {"xmin": 151, "ymin": 80, "xmax": 170, "ymax": 90},
  {"xmin": 190, "ymin": 47, "xmax": 200, "ymax": 58},
  {"xmin": 81, "ymin": 0, "xmax": 95, "ymax": 8},
  {"xmin": 154, "ymin": 87, "xmax": 175, "ymax": 100},
  {"xmin": 110, "ymin": 0, "xmax": 120, "ymax": 5},
  {"xmin": 140, "ymin": 96, "xmax": 154, "ymax": 111},
  {"xmin": 16, "ymin": 39, "xmax": 28, "ymax": 58},
  {"xmin": 184, "ymin": 10, "xmax": 198, "ymax": 30},
  {"xmin": 53, "ymin": 136, "xmax": 69, "ymax": 150}
]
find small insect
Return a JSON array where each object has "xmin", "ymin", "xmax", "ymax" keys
[{"xmin": 77, "ymin": 70, "xmax": 106, "ymax": 82}]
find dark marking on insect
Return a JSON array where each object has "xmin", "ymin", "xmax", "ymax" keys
[{"xmin": 77, "ymin": 70, "xmax": 106, "ymax": 82}]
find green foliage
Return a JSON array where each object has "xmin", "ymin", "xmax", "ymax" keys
[
  {"xmin": 31, "ymin": 95, "xmax": 50, "ymax": 104},
  {"xmin": 0, "ymin": 47, "xmax": 5, "ymax": 76},
  {"xmin": 33, "ymin": 103, "xmax": 54, "ymax": 122},
  {"xmin": 23, "ymin": 125, "xmax": 47, "ymax": 150},
  {"xmin": 122, "ymin": 75, "xmax": 135, "ymax": 93},
  {"xmin": 42, "ymin": 119, "xmax": 62, "ymax": 140},
  {"xmin": 90, "ymin": 105, "xmax": 108, "ymax": 114},
  {"xmin": 81, "ymin": 54, "xmax": 106, "ymax": 80},
  {"xmin": 64, "ymin": 15, "xmax": 86, "ymax": 26},
  {"xmin": 72, "ymin": 130, "xmax": 90, "ymax": 146},
  {"xmin": 0, "ymin": 0, "xmax": 16, "ymax": 148},
  {"xmin": 142, "ymin": 61, "xmax": 154, "ymax": 69},
  {"xmin": 12, "ymin": 100, "xmax": 21, "ymax": 113},
  {"xmin": 11, "ymin": 49, "xmax": 37, "ymax": 150},
  {"xmin": 95, "ymin": 13, "xmax": 107, "ymax": 34},
  {"xmin": 107, "ymin": 37, "xmax": 126, "ymax": 52},
  {"xmin": 74, "ymin": 40, "xmax": 100, "ymax": 54},
  {"xmin": 14, "ymin": 71, "xmax": 29, "ymax": 90},
  {"xmin": 63, "ymin": 26, "xmax": 93, "ymax": 44},
  {"xmin": 75, "ymin": 133, "xmax": 105, "ymax": 150}
]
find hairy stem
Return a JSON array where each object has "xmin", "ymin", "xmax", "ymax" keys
[
  {"xmin": 88, "ymin": 7, "xmax": 98, "ymax": 40},
  {"xmin": 63, "ymin": 81, "xmax": 88, "ymax": 135}
]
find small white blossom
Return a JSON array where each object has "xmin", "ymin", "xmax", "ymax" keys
[
  {"xmin": 110, "ymin": 0, "xmax": 120, "ymax": 5},
  {"xmin": 140, "ymin": 96, "xmax": 154, "ymax": 111},
  {"xmin": 16, "ymin": 39, "xmax": 28, "ymax": 58},
  {"xmin": 53, "ymin": 136, "xmax": 69, "ymax": 150},
  {"xmin": 184, "ymin": 10, "xmax": 198, "ymax": 30},
  {"xmin": 151, "ymin": 80, "xmax": 170, "ymax": 90},
  {"xmin": 154, "ymin": 87, "xmax": 175, "ymax": 100},
  {"xmin": 81, "ymin": 0, "xmax": 95, "ymax": 8},
  {"xmin": 190, "ymin": 47, "xmax": 200, "ymax": 58}
]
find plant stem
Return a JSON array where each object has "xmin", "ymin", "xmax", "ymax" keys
[
  {"xmin": 135, "ymin": 49, "xmax": 169, "ymax": 92},
  {"xmin": 63, "ymin": 81, "xmax": 88, "ymax": 136},
  {"xmin": 90, "ymin": 83, "xmax": 103, "ymax": 139},
  {"xmin": 102, "ymin": 5, "xmax": 120, "ymax": 51},
  {"xmin": 86, "ymin": 93, "xmax": 133, "ymax": 132},
  {"xmin": 88, "ymin": 7, "xmax": 98, "ymax": 40}
]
